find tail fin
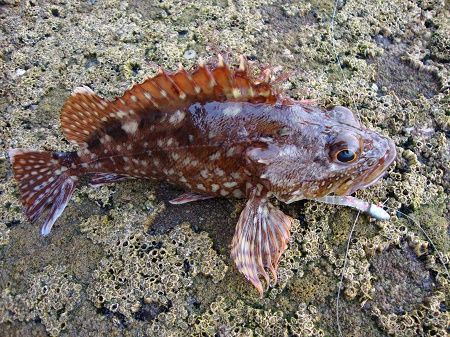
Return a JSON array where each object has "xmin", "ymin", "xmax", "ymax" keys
[{"xmin": 8, "ymin": 149, "xmax": 79, "ymax": 236}]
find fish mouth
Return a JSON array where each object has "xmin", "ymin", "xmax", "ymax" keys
[{"xmin": 337, "ymin": 138, "xmax": 396, "ymax": 195}]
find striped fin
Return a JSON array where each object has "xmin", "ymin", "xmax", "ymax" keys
[
  {"xmin": 8, "ymin": 149, "xmax": 79, "ymax": 236},
  {"xmin": 59, "ymin": 55, "xmax": 284, "ymax": 145},
  {"xmin": 231, "ymin": 189, "xmax": 293, "ymax": 296},
  {"xmin": 169, "ymin": 192, "xmax": 214, "ymax": 204}
]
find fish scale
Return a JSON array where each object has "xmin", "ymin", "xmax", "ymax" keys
[{"xmin": 8, "ymin": 55, "xmax": 396, "ymax": 296}]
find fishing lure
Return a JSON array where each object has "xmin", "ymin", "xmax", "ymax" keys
[{"xmin": 9, "ymin": 55, "xmax": 396, "ymax": 295}]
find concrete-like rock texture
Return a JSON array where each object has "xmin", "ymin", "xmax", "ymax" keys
[{"xmin": 0, "ymin": 0, "xmax": 448, "ymax": 336}]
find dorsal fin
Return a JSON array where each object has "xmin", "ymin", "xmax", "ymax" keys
[
  {"xmin": 60, "ymin": 86, "xmax": 111, "ymax": 144},
  {"xmin": 60, "ymin": 55, "xmax": 285, "ymax": 145}
]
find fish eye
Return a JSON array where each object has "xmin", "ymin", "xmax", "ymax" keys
[
  {"xmin": 336, "ymin": 149, "xmax": 356, "ymax": 163},
  {"xmin": 329, "ymin": 134, "xmax": 361, "ymax": 164}
]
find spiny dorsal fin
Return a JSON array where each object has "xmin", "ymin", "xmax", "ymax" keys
[
  {"xmin": 60, "ymin": 55, "xmax": 285, "ymax": 145},
  {"xmin": 60, "ymin": 86, "xmax": 111, "ymax": 144}
]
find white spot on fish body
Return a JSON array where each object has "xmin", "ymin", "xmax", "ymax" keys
[
  {"xmin": 232, "ymin": 189, "xmax": 243, "ymax": 198},
  {"xmin": 115, "ymin": 110, "xmax": 127, "ymax": 119},
  {"xmin": 220, "ymin": 189, "xmax": 229, "ymax": 196},
  {"xmin": 231, "ymin": 172, "xmax": 241, "ymax": 179},
  {"xmin": 122, "ymin": 121, "xmax": 138, "ymax": 134},
  {"xmin": 169, "ymin": 110, "xmax": 186, "ymax": 125},
  {"xmin": 211, "ymin": 184, "xmax": 219, "ymax": 192},
  {"xmin": 200, "ymin": 169, "xmax": 209, "ymax": 179},
  {"xmin": 197, "ymin": 183, "xmax": 206, "ymax": 191},
  {"xmin": 182, "ymin": 157, "xmax": 191, "ymax": 166},
  {"xmin": 231, "ymin": 88, "xmax": 241, "ymax": 98},
  {"xmin": 224, "ymin": 181, "xmax": 237, "ymax": 188},
  {"xmin": 209, "ymin": 152, "xmax": 221, "ymax": 161},
  {"xmin": 214, "ymin": 168, "xmax": 224, "ymax": 176},
  {"xmin": 226, "ymin": 147, "xmax": 236, "ymax": 157},
  {"xmin": 172, "ymin": 153, "xmax": 180, "ymax": 160}
]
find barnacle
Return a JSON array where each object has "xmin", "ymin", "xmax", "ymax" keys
[
  {"xmin": 87, "ymin": 219, "xmax": 227, "ymax": 329},
  {"xmin": 0, "ymin": 266, "xmax": 82, "ymax": 337}
]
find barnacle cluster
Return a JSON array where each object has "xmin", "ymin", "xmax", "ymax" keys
[
  {"xmin": 82, "ymin": 204, "xmax": 227, "ymax": 335},
  {"xmin": 0, "ymin": 265, "xmax": 82, "ymax": 337},
  {"xmin": 189, "ymin": 296, "xmax": 324, "ymax": 336}
]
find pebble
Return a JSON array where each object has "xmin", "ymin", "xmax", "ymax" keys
[
  {"xmin": 184, "ymin": 49, "xmax": 197, "ymax": 60},
  {"xmin": 15, "ymin": 69, "xmax": 26, "ymax": 77}
]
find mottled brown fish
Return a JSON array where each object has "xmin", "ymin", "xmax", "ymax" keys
[{"xmin": 9, "ymin": 55, "xmax": 396, "ymax": 295}]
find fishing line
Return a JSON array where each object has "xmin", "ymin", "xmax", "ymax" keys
[{"xmin": 336, "ymin": 210, "xmax": 360, "ymax": 337}]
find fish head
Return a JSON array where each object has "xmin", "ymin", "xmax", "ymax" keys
[{"xmin": 247, "ymin": 105, "xmax": 397, "ymax": 203}]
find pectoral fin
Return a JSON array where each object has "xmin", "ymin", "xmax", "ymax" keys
[{"xmin": 231, "ymin": 190, "xmax": 293, "ymax": 296}]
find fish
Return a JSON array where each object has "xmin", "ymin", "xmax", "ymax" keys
[{"xmin": 8, "ymin": 55, "xmax": 396, "ymax": 295}]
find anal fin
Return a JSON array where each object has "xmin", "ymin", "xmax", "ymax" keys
[
  {"xmin": 169, "ymin": 192, "xmax": 214, "ymax": 205},
  {"xmin": 89, "ymin": 173, "xmax": 130, "ymax": 187},
  {"xmin": 231, "ymin": 189, "xmax": 293, "ymax": 296}
]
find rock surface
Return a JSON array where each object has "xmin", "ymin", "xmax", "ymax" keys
[{"xmin": 0, "ymin": 0, "xmax": 448, "ymax": 336}]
